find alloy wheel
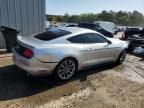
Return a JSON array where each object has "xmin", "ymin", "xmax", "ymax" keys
[{"xmin": 57, "ymin": 59, "xmax": 76, "ymax": 80}]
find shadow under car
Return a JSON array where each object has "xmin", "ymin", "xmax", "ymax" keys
[{"xmin": 0, "ymin": 63, "xmax": 115, "ymax": 101}]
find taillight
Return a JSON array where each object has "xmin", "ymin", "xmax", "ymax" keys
[{"xmin": 22, "ymin": 48, "xmax": 34, "ymax": 59}]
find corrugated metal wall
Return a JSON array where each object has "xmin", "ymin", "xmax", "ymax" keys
[
  {"xmin": 0, "ymin": 31, "xmax": 5, "ymax": 49},
  {"xmin": 0, "ymin": 0, "xmax": 45, "ymax": 36}
]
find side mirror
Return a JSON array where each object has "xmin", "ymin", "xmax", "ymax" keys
[{"xmin": 107, "ymin": 40, "xmax": 112, "ymax": 45}]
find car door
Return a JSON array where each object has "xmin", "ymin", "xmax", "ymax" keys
[
  {"xmin": 82, "ymin": 33, "xmax": 114, "ymax": 66},
  {"xmin": 67, "ymin": 35, "xmax": 88, "ymax": 67}
]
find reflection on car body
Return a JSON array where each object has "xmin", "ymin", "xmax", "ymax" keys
[{"xmin": 13, "ymin": 27, "xmax": 129, "ymax": 80}]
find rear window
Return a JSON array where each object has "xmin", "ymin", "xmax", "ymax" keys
[{"xmin": 34, "ymin": 29, "xmax": 71, "ymax": 41}]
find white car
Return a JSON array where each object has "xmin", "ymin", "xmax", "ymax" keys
[{"xmin": 13, "ymin": 27, "xmax": 129, "ymax": 80}]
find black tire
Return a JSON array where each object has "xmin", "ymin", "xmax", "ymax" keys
[
  {"xmin": 127, "ymin": 43, "xmax": 136, "ymax": 52},
  {"xmin": 116, "ymin": 50, "xmax": 126, "ymax": 64},
  {"xmin": 55, "ymin": 58, "xmax": 78, "ymax": 80}
]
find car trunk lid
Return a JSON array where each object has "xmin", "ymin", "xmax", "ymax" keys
[{"xmin": 17, "ymin": 36, "xmax": 45, "ymax": 48}]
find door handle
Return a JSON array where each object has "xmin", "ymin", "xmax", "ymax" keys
[
  {"xmin": 82, "ymin": 48, "xmax": 94, "ymax": 52},
  {"xmin": 82, "ymin": 48, "xmax": 93, "ymax": 52},
  {"xmin": 87, "ymin": 48, "xmax": 93, "ymax": 51}
]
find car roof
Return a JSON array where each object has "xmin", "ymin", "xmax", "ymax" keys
[{"xmin": 58, "ymin": 27, "xmax": 97, "ymax": 34}]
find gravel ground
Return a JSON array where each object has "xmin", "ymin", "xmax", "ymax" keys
[{"xmin": 0, "ymin": 49, "xmax": 144, "ymax": 108}]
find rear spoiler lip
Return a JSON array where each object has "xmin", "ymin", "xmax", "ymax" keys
[{"xmin": 16, "ymin": 38, "xmax": 35, "ymax": 49}]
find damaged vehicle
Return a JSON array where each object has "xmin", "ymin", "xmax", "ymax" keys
[
  {"xmin": 13, "ymin": 27, "xmax": 129, "ymax": 80},
  {"xmin": 123, "ymin": 27, "xmax": 144, "ymax": 48},
  {"xmin": 78, "ymin": 22, "xmax": 115, "ymax": 38},
  {"xmin": 94, "ymin": 21, "xmax": 118, "ymax": 35}
]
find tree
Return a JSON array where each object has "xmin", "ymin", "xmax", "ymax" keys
[
  {"xmin": 63, "ymin": 13, "xmax": 70, "ymax": 22},
  {"xmin": 97, "ymin": 10, "xmax": 115, "ymax": 22},
  {"xmin": 46, "ymin": 10, "xmax": 144, "ymax": 26},
  {"xmin": 116, "ymin": 11, "xmax": 129, "ymax": 26},
  {"xmin": 129, "ymin": 11, "xmax": 144, "ymax": 26},
  {"xmin": 57, "ymin": 16, "xmax": 64, "ymax": 22},
  {"xmin": 68, "ymin": 15, "xmax": 79, "ymax": 23}
]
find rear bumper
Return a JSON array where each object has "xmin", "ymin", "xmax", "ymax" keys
[{"xmin": 12, "ymin": 50, "xmax": 58, "ymax": 76}]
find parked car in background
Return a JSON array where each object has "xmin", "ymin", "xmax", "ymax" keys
[
  {"xmin": 94, "ymin": 21, "xmax": 118, "ymax": 35},
  {"xmin": 124, "ymin": 27, "xmax": 141, "ymax": 39},
  {"xmin": 122, "ymin": 27, "xmax": 144, "ymax": 48},
  {"xmin": 13, "ymin": 27, "xmax": 129, "ymax": 80},
  {"xmin": 66, "ymin": 24, "xmax": 78, "ymax": 27},
  {"xmin": 78, "ymin": 22, "xmax": 114, "ymax": 38}
]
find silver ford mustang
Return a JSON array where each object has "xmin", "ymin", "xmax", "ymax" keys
[{"xmin": 13, "ymin": 27, "xmax": 129, "ymax": 80}]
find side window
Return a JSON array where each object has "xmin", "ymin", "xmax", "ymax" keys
[
  {"xmin": 67, "ymin": 35, "xmax": 84, "ymax": 43},
  {"xmin": 67, "ymin": 33, "xmax": 108, "ymax": 44},
  {"xmin": 83, "ymin": 33, "xmax": 108, "ymax": 43}
]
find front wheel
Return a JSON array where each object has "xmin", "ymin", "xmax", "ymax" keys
[
  {"xmin": 117, "ymin": 50, "xmax": 126, "ymax": 64},
  {"xmin": 55, "ymin": 58, "xmax": 77, "ymax": 80}
]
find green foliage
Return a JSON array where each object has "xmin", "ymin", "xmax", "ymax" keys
[
  {"xmin": 46, "ymin": 10, "xmax": 144, "ymax": 26},
  {"xmin": 115, "ymin": 11, "xmax": 129, "ymax": 25}
]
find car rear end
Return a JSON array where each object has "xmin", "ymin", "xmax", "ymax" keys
[
  {"xmin": 12, "ymin": 36, "xmax": 58, "ymax": 76},
  {"xmin": 12, "ymin": 28, "xmax": 73, "ymax": 76}
]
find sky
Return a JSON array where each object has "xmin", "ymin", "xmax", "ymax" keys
[{"xmin": 46, "ymin": 0, "xmax": 144, "ymax": 15}]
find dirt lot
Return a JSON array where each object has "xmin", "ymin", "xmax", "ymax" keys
[{"xmin": 0, "ymin": 48, "xmax": 144, "ymax": 108}]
